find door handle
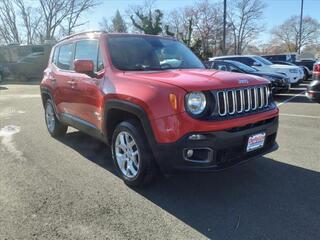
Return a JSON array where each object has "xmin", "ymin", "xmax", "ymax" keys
[
  {"xmin": 67, "ymin": 79, "xmax": 77, "ymax": 88},
  {"xmin": 67, "ymin": 80, "xmax": 76, "ymax": 85}
]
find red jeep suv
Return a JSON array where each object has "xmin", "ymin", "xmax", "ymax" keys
[{"xmin": 40, "ymin": 31, "xmax": 279, "ymax": 186}]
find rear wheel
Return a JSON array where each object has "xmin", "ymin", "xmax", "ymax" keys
[
  {"xmin": 45, "ymin": 99, "xmax": 68, "ymax": 137},
  {"xmin": 111, "ymin": 120, "xmax": 157, "ymax": 187}
]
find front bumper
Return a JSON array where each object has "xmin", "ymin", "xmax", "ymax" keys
[
  {"xmin": 272, "ymin": 82, "xmax": 289, "ymax": 93},
  {"xmin": 153, "ymin": 116, "xmax": 279, "ymax": 174}
]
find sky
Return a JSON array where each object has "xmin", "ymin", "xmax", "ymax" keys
[{"xmin": 81, "ymin": 0, "xmax": 320, "ymax": 44}]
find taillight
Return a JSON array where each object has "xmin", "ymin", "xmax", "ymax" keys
[{"xmin": 313, "ymin": 63, "xmax": 320, "ymax": 73}]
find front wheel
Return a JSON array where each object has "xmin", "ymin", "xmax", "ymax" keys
[
  {"xmin": 111, "ymin": 120, "xmax": 157, "ymax": 187},
  {"xmin": 45, "ymin": 99, "xmax": 68, "ymax": 137}
]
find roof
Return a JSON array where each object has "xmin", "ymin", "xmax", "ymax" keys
[
  {"xmin": 57, "ymin": 31, "xmax": 177, "ymax": 43},
  {"xmin": 210, "ymin": 55, "xmax": 260, "ymax": 60}
]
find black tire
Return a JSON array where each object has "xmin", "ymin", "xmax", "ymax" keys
[
  {"xmin": 45, "ymin": 99, "xmax": 68, "ymax": 137},
  {"xmin": 111, "ymin": 120, "xmax": 157, "ymax": 187}
]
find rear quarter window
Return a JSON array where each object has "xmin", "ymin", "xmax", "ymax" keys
[
  {"xmin": 52, "ymin": 47, "xmax": 59, "ymax": 65},
  {"xmin": 57, "ymin": 43, "xmax": 73, "ymax": 70}
]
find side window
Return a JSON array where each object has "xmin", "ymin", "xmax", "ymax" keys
[
  {"xmin": 57, "ymin": 44, "xmax": 73, "ymax": 70},
  {"xmin": 52, "ymin": 47, "xmax": 59, "ymax": 65},
  {"xmin": 241, "ymin": 57, "xmax": 254, "ymax": 66},
  {"xmin": 214, "ymin": 62, "xmax": 229, "ymax": 71},
  {"xmin": 232, "ymin": 57, "xmax": 252, "ymax": 66},
  {"xmin": 74, "ymin": 40, "xmax": 99, "ymax": 71},
  {"xmin": 97, "ymin": 48, "xmax": 104, "ymax": 72},
  {"xmin": 229, "ymin": 64, "xmax": 240, "ymax": 72}
]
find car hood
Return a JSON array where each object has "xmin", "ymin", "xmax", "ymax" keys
[
  {"xmin": 252, "ymin": 71, "xmax": 285, "ymax": 79},
  {"xmin": 269, "ymin": 64, "xmax": 299, "ymax": 70},
  {"xmin": 122, "ymin": 69, "xmax": 269, "ymax": 91}
]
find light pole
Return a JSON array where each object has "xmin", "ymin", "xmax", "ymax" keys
[
  {"xmin": 298, "ymin": 0, "xmax": 304, "ymax": 54},
  {"xmin": 222, "ymin": 0, "xmax": 227, "ymax": 55}
]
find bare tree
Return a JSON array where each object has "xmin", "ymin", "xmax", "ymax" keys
[
  {"xmin": 0, "ymin": 0, "xmax": 20, "ymax": 44},
  {"xmin": 167, "ymin": 7, "xmax": 194, "ymax": 47},
  {"xmin": 39, "ymin": 0, "xmax": 97, "ymax": 40},
  {"xmin": 271, "ymin": 15, "xmax": 320, "ymax": 52},
  {"xmin": 63, "ymin": 0, "xmax": 98, "ymax": 36},
  {"xmin": 99, "ymin": 17, "xmax": 111, "ymax": 32},
  {"xmin": 228, "ymin": 0, "xmax": 266, "ymax": 55},
  {"xmin": 192, "ymin": 0, "xmax": 223, "ymax": 58},
  {"xmin": 14, "ymin": 0, "xmax": 42, "ymax": 44},
  {"xmin": 39, "ymin": 0, "xmax": 72, "ymax": 40}
]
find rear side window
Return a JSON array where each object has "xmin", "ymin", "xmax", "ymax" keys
[
  {"xmin": 52, "ymin": 47, "xmax": 59, "ymax": 65},
  {"xmin": 74, "ymin": 40, "xmax": 102, "ymax": 71},
  {"xmin": 57, "ymin": 44, "xmax": 73, "ymax": 70},
  {"xmin": 234, "ymin": 57, "xmax": 254, "ymax": 66}
]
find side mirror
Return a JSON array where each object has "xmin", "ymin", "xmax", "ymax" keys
[
  {"xmin": 252, "ymin": 62, "xmax": 262, "ymax": 67},
  {"xmin": 74, "ymin": 59, "xmax": 94, "ymax": 76}
]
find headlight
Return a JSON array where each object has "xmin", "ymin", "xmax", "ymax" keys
[
  {"xmin": 289, "ymin": 68, "xmax": 298, "ymax": 73},
  {"xmin": 185, "ymin": 92, "xmax": 207, "ymax": 115}
]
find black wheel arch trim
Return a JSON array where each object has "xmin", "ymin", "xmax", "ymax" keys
[
  {"xmin": 40, "ymin": 86, "xmax": 62, "ymax": 121},
  {"xmin": 104, "ymin": 99, "xmax": 158, "ymax": 152}
]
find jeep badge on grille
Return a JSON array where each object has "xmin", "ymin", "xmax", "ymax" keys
[{"xmin": 238, "ymin": 79, "xmax": 249, "ymax": 84}]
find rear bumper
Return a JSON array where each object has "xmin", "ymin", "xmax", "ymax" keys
[
  {"xmin": 306, "ymin": 91, "xmax": 320, "ymax": 102},
  {"xmin": 152, "ymin": 116, "xmax": 279, "ymax": 174}
]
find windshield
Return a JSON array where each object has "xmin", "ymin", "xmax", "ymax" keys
[
  {"xmin": 107, "ymin": 36, "xmax": 205, "ymax": 71},
  {"xmin": 232, "ymin": 61, "xmax": 258, "ymax": 73},
  {"xmin": 253, "ymin": 56, "xmax": 273, "ymax": 65}
]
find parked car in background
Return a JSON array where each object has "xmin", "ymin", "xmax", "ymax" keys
[
  {"xmin": 40, "ymin": 31, "xmax": 279, "ymax": 186},
  {"xmin": 210, "ymin": 55, "xmax": 304, "ymax": 86},
  {"xmin": 6, "ymin": 52, "xmax": 50, "ymax": 81},
  {"xmin": 312, "ymin": 61, "xmax": 320, "ymax": 80},
  {"xmin": 270, "ymin": 60, "xmax": 311, "ymax": 80},
  {"xmin": 306, "ymin": 61, "xmax": 320, "ymax": 103},
  {"xmin": 307, "ymin": 80, "xmax": 320, "ymax": 103},
  {"xmin": 207, "ymin": 59, "xmax": 290, "ymax": 93},
  {"xmin": 0, "ymin": 65, "xmax": 9, "ymax": 82},
  {"xmin": 262, "ymin": 54, "xmax": 315, "ymax": 72}
]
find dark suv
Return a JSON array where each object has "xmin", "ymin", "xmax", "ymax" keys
[
  {"xmin": 40, "ymin": 31, "xmax": 279, "ymax": 186},
  {"xmin": 207, "ymin": 60, "xmax": 290, "ymax": 93}
]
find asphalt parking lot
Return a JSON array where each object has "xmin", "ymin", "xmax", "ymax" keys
[{"xmin": 0, "ymin": 82, "xmax": 319, "ymax": 240}]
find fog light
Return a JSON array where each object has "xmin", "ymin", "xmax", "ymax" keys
[
  {"xmin": 186, "ymin": 149, "xmax": 194, "ymax": 158},
  {"xmin": 188, "ymin": 134, "xmax": 207, "ymax": 140}
]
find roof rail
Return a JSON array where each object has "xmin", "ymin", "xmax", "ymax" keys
[{"xmin": 57, "ymin": 30, "xmax": 107, "ymax": 43}]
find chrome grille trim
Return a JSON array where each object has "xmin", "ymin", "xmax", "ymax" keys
[
  {"xmin": 217, "ymin": 91, "xmax": 227, "ymax": 116},
  {"xmin": 265, "ymin": 87, "xmax": 269, "ymax": 107},
  {"xmin": 227, "ymin": 90, "xmax": 236, "ymax": 114},
  {"xmin": 259, "ymin": 87, "xmax": 264, "ymax": 108},
  {"xmin": 236, "ymin": 89, "xmax": 243, "ymax": 113},
  {"xmin": 216, "ymin": 85, "xmax": 270, "ymax": 117},
  {"xmin": 253, "ymin": 88, "xmax": 258, "ymax": 110}
]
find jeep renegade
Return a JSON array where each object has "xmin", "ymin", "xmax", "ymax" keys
[{"xmin": 40, "ymin": 32, "xmax": 279, "ymax": 186}]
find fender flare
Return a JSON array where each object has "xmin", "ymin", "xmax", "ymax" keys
[
  {"xmin": 40, "ymin": 86, "xmax": 61, "ymax": 121},
  {"xmin": 103, "ymin": 99, "xmax": 158, "ymax": 149}
]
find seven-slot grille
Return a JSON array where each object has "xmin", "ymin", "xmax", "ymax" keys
[{"xmin": 217, "ymin": 85, "xmax": 270, "ymax": 116}]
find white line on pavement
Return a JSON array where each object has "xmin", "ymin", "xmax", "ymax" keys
[
  {"xmin": 277, "ymin": 91, "xmax": 306, "ymax": 107},
  {"xmin": 280, "ymin": 113, "xmax": 320, "ymax": 119}
]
